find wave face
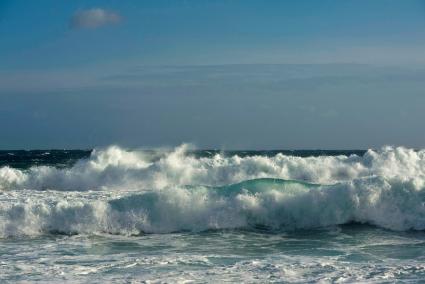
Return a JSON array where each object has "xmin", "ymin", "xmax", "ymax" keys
[{"xmin": 0, "ymin": 145, "xmax": 425, "ymax": 236}]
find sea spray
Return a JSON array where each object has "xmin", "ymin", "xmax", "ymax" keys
[
  {"xmin": 1, "ymin": 177, "xmax": 424, "ymax": 237},
  {"xmin": 1, "ymin": 146, "xmax": 425, "ymax": 283},
  {"xmin": 0, "ymin": 145, "xmax": 424, "ymax": 191}
]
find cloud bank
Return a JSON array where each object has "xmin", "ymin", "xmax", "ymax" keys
[{"xmin": 70, "ymin": 8, "xmax": 121, "ymax": 29}]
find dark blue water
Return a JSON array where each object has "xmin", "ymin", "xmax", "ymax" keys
[{"xmin": 0, "ymin": 149, "xmax": 366, "ymax": 169}]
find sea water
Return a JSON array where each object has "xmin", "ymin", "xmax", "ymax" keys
[{"xmin": 0, "ymin": 145, "xmax": 424, "ymax": 282}]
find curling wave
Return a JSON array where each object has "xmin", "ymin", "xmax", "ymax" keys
[
  {"xmin": 0, "ymin": 145, "xmax": 425, "ymax": 236},
  {"xmin": 1, "ymin": 177, "xmax": 425, "ymax": 237}
]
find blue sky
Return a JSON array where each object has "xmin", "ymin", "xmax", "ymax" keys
[{"xmin": 1, "ymin": 0, "xmax": 425, "ymax": 149}]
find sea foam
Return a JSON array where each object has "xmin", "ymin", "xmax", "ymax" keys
[
  {"xmin": 0, "ymin": 144, "xmax": 424, "ymax": 191},
  {"xmin": 0, "ymin": 145, "xmax": 425, "ymax": 236},
  {"xmin": 0, "ymin": 177, "xmax": 424, "ymax": 237}
]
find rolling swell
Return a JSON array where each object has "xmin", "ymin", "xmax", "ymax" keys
[{"xmin": 1, "ymin": 177, "xmax": 424, "ymax": 237}]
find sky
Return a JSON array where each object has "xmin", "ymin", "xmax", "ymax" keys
[{"xmin": 1, "ymin": 0, "xmax": 425, "ymax": 149}]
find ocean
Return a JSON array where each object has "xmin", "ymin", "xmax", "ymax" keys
[{"xmin": 0, "ymin": 145, "xmax": 424, "ymax": 283}]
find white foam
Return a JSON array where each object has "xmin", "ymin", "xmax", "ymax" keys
[
  {"xmin": 0, "ymin": 145, "xmax": 425, "ymax": 236},
  {"xmin": 0, "ymin": 145, "xmax": 424, "ymax": 191},
  {"xmin": 0, "ymin": 175, "xmax": 424, "ymax": 237}
]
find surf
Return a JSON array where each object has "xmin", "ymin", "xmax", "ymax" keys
[
  {"xmin": 0, "ymin": 144, "xmax": 424, "ymax": 192},
  {"xmin": 1, "ymin": 176, "xmax": 424, "ymax": 237}
]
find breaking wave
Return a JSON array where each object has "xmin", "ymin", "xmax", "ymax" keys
[
  {"xmin": 0, "ymin": 144, "xmax": 424, "ymax": 191},
  {"xmin": 0, "ymin": 145, "xmax": 425, "ymax": 236}
]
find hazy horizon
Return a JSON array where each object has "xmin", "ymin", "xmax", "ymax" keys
[{"xmin": 1, "ymin": 0, "xmax": 425, "ymax": 149}]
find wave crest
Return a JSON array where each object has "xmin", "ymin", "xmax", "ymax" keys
[
  {"xmin": 1, "ymin": 145, "xmax": 425, "ymax": 236},
  {"xmin": 1, "ymin": 145, "xmax": 425, "ymax": 191},
  {"xmin": 1, "ymin": 177, "xmax": 425, "ymax": 237}
]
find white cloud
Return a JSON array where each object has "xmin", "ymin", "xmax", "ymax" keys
[{"xmin": 70, "ymin": 8, "xmax": 121, "ymax": 29}]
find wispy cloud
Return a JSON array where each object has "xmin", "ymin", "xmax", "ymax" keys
[{"xmin": 70, "ymin": 8, "xmax": 121, "ymax": 29}]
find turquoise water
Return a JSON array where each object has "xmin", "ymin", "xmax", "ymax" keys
[{"xmin": 1, "ymin": 146, "xmax": 425, "ymax": 282}]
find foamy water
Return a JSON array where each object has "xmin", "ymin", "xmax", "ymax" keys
[{"xmin": 1, "ymin": 145, "xmax": 424, "ymax": 282}]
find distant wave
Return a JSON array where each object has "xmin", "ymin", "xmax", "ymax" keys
[{"xmin": 0, "ymin": 145, "xmax": 425, "ymax": 237}]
